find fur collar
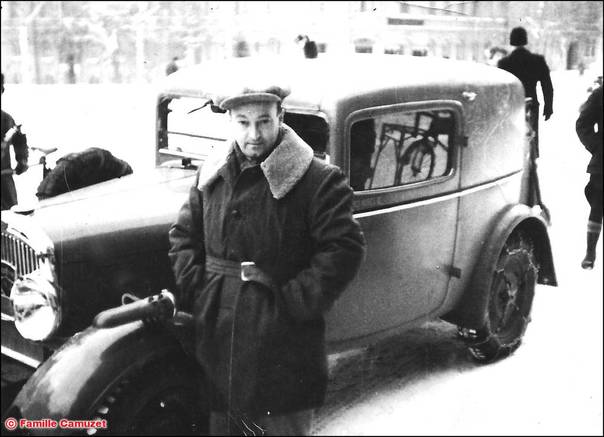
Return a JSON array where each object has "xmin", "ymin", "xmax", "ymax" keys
[{"xmin": 197, "ymin": 124, "xmax": 314, "ymax": 199}]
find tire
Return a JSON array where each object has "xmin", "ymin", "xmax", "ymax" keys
[
  {"xmin": 460, "ymin": 233, "xmax": 538, "ymax": 363},
  {"xmin": 96, "ymin": 359, "xmax": 208, "ymax": 436}
]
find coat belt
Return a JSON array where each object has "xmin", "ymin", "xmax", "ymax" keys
[{"xmin": 205, "ymin": 255, "xmax": 277, "ymax": 291}]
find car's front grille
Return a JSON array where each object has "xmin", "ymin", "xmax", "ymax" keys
[
  {"xmin": 1, "ymin": 232, "xmax": 40, "ymax": 279},
  {"xmin": 1, "ymin": 212, "xmax": 55, "ymax": 368}
]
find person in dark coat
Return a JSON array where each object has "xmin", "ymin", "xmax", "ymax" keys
[
  {"xmin": 576, "ymin": 85, "xmax": 603, "ymax": 269},
  {"xmin": 1, "ymin": 73, "xmax": 29, "ymax": 210},
  {"xmin": 166, "ymin": 56, "xmax": 179, "ymax": 76},
  {"xmin": 498, "ymin": 26, "xmax": 554, "ymax": 158},
  {"xmin": 296, "ymin": 35, "xmax": 318, "ymax": 59},
  {"xmin": 168, "ymin": 83, "xmax": 366, "ymax": 435}
]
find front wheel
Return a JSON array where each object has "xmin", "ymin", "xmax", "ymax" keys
[
  {"xmin": 459, "ymin": 233, "xmax": 538, "ymax": 363},
  {"xmin": 96, "ymin": 359, "xmax": 208, "ymax": 436}
]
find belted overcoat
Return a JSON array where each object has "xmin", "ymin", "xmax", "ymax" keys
[{"xmin": 168, "ymin": 124, "xmax": 366, "ymax": 417}]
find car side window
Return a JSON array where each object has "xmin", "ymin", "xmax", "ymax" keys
[{"xmin": 350, "ymin": 109, "xmax": 455, "ymax": 191}]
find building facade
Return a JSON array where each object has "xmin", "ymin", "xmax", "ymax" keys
[{"xmin": 1, "ymin": 1, "xmax": 602, "ymax": 84}]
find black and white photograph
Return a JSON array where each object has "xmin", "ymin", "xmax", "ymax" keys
[{"xmin": 1, "ymin": 1, "xmax": 602, "ymax": 435}]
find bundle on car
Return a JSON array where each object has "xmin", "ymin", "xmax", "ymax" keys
[{"xmin": 36, "ymin": 147, "xmax": 133, "ymax": 200}]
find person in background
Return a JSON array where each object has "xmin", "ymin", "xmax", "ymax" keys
[
  {"xmin": 498, "ymin": 26, "xmax": 554, "ymax": 220},
  {"xmin": 1, "ymin": 73, "xmax": 29, "ymax": 210},
  {"xmin": 498, "ymin": 26, "xmax": 553, "ymax": 158},
  {"xmin": 66, "ymin": 53, "xmax": 77, "ymax": 84},
  {"xmin": 168, "ymin": 83, "xmax": 366, "ymax": 435},
  {"xmin": 166, "ymin": 56, "xmax": 179, "ymax": 76},
  {"xmin": 296, "ymin": 35, "xmax": 318, "ymax": 59},
  {"xmin": 576, "ymin": 85, "xmax": 603, "ymax": 270}
]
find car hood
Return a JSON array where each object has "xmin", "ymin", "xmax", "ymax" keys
[{"xmin": 25, "ymin": 167, "xmax": 197, "ymax": 264}]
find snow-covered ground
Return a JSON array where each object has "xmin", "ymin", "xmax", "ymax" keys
[{"xmin": 3, "ymin": 68, "xmax": 602, "ymax": 436}]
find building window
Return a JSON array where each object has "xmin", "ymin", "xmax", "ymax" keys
[
  {"xmin": 349, "ymin": 109, "xmax": 455, "ymax": 191},
  {"xmin": 385, "ymin": 45, "xmax": 404, "ymax": 55},
  {"xmin": 586, "ymin": 40, "xmax": 595, "ymax": 57},
  {"xmin": 268, "ymin": 38, "xmax": 281, "ymax": 54},
  {"xmin": 464, "ymin": 1, "xmax": 475, "ymax": 16},
  {"xmin": 472, "ymin": 41, "xmax": 480, "ymax": 61},
  {"xmin": 456, "ymin": 42, "xmax": 465, "ymax": 60},
  {"xmin": 441, "ymin": 42, "xmax": 451, "ymax": 59},
  {"xmin": 354, "ymin": 39, "xmax": 374, "ymax": 53}
]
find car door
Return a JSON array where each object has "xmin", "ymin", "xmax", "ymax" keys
[{"xmin": 325, "ymin": 101, "xmax": 464, "ymax": 347}]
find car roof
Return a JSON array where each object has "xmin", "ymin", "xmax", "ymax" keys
[{"xmin": 159, "ymin": 54, "xmax": 519, "ymax": 113}]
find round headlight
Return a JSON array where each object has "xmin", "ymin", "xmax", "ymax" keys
[{"xmin": 11, "ymin": 269, "xmax": 61, "ymax": 341}]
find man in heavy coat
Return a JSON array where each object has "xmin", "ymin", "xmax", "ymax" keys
[{"xmin": 168, "ymin": 83, "xmax": 366, "ymax": 435}]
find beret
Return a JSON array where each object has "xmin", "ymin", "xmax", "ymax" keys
[{"xmin": 215, "ymin": 84, "xmax": 291, "ymax": 110}]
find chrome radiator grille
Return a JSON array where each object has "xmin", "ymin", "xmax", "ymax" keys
[{"xmin": 1, "ymin": 231, "xmax": 40, "ymax": 278}]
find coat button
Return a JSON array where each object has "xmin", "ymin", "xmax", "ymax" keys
[{"xmin": 231, "ymin": 209, "xmax": 241, "ymax": 219}]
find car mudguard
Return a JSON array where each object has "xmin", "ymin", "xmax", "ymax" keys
[
  {"xmin": 443, "ymin": 203, "xmax": 557, "ymax": 329},
  {"xmin": 3, "ymin": 313, "xmax": 196, "ymax": 434}
]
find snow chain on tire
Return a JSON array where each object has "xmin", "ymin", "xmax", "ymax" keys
[{"xmin": 459, "ymin": 232, "xmax": 539, "ymax": 364}]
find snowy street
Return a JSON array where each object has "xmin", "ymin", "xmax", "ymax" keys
[{"xmin": 3, "ymin": 68, "xmax": 603, "ymax": 436}]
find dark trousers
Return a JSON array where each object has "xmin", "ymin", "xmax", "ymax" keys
[
  {"xmin": 585, "ymin": 174, "xmax": 603, "ymax": 223},
  {"xmin": 1, "ymin": 174, "xmax": 18, "ymax": 210},
  {"xmin": 526, "ymin": 101, "xmax": 540, "ymax": 158}
]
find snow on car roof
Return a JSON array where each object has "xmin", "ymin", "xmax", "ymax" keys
[{"xmin": 159, "ymin": 54, "xmax": 519, "ymax": 112}]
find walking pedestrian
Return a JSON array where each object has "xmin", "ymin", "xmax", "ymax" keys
[
  {"xmin": 1, "ymin": 73, "xmax": 29, "ymax": 210},
  {"xmin": 166, "ymin": 56, "xmax": 179, "ymax": 76},
  {"xmin": 168, "ymin": 81, "xmax": 366, "ymax": 435},
  {"xmin": 498, "ymin": 26, "xmax": 554, "ymax": 158},
  {"xmin": 576, "ymin": 85, "xmax": 603, "ymax": 269},
  {"xmin": 498, "ymin": 26, "xmax": 554, "ymax": 219}
]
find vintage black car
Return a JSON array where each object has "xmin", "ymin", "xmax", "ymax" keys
[{"xmin": 1, "ymin": 54, "xmax": 556, "ymax": 435}]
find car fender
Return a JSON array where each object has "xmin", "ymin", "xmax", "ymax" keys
[
  {"xmin": 443, "ymin": 203, "xmax": 557, "ymax": 329},
  {"xmin": 4, "ymin": 314, "xmax": 196, "ymax": 429}
]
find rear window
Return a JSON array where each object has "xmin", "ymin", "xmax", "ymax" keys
[{"xmin": 349, "ymin": 109, "xmax": 455, "ymax": 191}]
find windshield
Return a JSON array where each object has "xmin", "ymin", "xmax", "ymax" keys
[
  {"xmin": 156, "ymin": 95, "xmax": 330, "ymax": 168},
  {"xmin": 157, "ymin": 96, "xmax": 230, "ymax": 168}
]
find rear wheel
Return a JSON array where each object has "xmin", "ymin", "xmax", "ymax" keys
[
  {"xmin": 459, "ymin": 233, "xmax": 538, "ymax": 363},
  {"xmin": 95, "ymin": 359, "xmax": 208, "ymax": 436}
]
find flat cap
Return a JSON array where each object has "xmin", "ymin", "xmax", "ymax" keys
[{"xmin": 216, "ymin": 84, "xmax": 290, "ymax": 110}]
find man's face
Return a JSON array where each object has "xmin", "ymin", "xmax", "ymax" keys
[{"xmin": 229, "ymin": 101, "xmax": 282, "ymax": 159}]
